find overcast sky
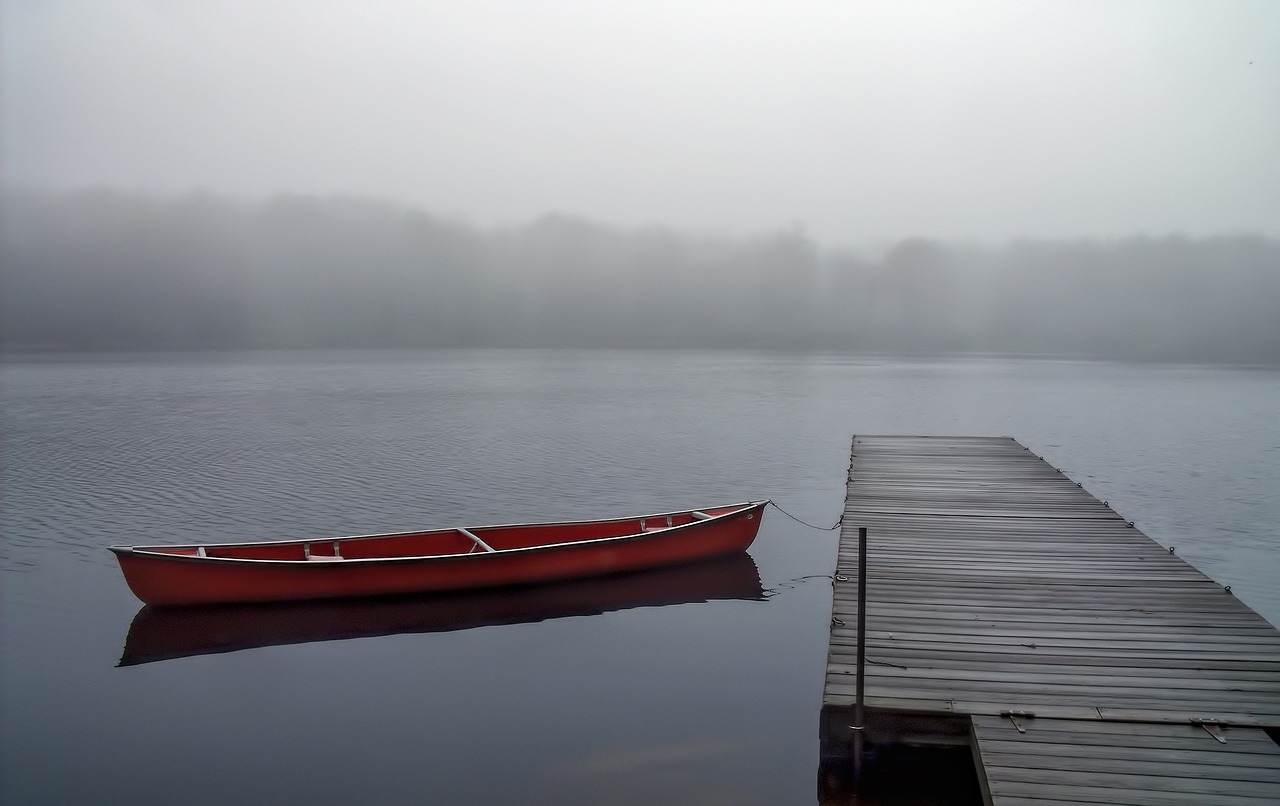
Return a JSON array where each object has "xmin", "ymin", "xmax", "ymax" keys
[{"xmin": 2, "ymin": 0, "xmax": 1277, "ymax": 245}]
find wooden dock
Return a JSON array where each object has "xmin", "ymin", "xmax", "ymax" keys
[{"xmin": 823, "ymin": 435, "xmax": 1280, "ymax": 805}]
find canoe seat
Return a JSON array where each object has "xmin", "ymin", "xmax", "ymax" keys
[
  {"xmin": 641, "ymin": 515, "xmax": 675, "ymax": 533},
  {"xmin": 303, "ymin": 542, "xmax": 343, "ymax": 561}
]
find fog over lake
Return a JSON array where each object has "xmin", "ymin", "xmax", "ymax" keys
[
  {"xmin": 3, "ymin": 2, "xmax": 1277, "ymax": 243},
  {"xmin": 4, "ymin": 190, "xmax": 1279, "ymax": 362},
  {"xmin": 2, "ymin": 2, "xmax": 1279, "ymax": 804},
  {"xmin": 4, "ymin": 3, "xmax": 1277, "ymax": 362}
]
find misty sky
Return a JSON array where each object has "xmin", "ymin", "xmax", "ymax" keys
[{"xmin": 2, "ymin": 1, "xmax": 1277, "ymax": 245}]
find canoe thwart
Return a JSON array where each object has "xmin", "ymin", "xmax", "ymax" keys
[{"xmin": 457, "ymin": 528, "xmax": 496, "ymax": 553}]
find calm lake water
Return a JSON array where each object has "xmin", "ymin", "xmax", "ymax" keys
[{"xmin": 2, "ymin": 350, "xmax": 1278, "ymax": 804}]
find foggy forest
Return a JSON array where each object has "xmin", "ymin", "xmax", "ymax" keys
[{"xmin": 3, "ymin": 189, "xmax": 1278, "ymax": 362}]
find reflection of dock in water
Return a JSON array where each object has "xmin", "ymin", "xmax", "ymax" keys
[{"xmin": 120, "ymin": 552, "xmax": 764, "ymax": 666}]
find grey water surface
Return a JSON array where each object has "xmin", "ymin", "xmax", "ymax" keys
[{"xmin": 2, "ymin": 350, "xmax": 1277, "ymax": 805}]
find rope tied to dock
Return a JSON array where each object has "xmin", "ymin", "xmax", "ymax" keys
[{"xmin": 766, "ymin": 499, "xmax": 843, "ymax": 531}]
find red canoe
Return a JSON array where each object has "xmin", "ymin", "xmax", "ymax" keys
[{"xmin": 110, "ymin": 501, "xmax": 767, "ymax": 606}]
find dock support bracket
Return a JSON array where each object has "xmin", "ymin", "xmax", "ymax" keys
[
  {"xmin": 1001, "ymin": 710, "xmax": 1035, "ymax": 734},
  {"xmin": 1191, "ymin": 718, "xmax": 1228, "ymax": 744}
]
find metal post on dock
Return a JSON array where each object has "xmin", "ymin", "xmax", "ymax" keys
[{"xmin": 853, "ymin": 526, "xmax": 867, "ymax": 785}]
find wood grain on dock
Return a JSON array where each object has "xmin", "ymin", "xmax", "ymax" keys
[{"xmin": 826, "ymin": 435, "xmax": 1280, "ymax": 804}]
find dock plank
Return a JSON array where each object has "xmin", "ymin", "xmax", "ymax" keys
[
  {"xmin": 824, "ymin": 435, "xmax": 1280, "ymax": 804},
  {"xmin": 974, "ymin": 715, "xmax": 1280, "ymax": 804}
]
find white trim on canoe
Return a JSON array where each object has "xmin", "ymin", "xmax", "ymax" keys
[{"xmin": 107, "ymin": 501, "xmax": 767, "ymax": 566}]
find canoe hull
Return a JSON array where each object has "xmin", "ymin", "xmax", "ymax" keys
[{"xmin": 111, "ymin": 502, "xmax": 766, "ymax": 606}]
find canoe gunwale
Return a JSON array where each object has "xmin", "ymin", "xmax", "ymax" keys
[{"xmin": 108, "ymin": 500, "xmax": 767, "ymax": 567}]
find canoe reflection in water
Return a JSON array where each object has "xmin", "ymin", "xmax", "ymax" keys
[{"xmin": 119, "ymin": 552, "xmax": 764, "ymax": 666}]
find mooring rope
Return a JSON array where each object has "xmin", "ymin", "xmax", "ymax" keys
[
  {"xmin": 766, "ymin": 499, "xmax": 843, "ymax": 531},
  {"xmin": 762, "ymin": 573, "xmax": 839, "ymax": 597}
]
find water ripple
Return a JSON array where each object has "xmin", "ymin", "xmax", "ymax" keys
[{"xmin": 3, "ymin": 352, "xmax": 1277, "ymax": 625}]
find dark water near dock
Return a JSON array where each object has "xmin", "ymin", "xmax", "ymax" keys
[{"xmin": 3, "ymin": 350, "xmax": 1278, "ymax": 804}]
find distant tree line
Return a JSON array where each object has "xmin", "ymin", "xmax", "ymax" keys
[{"xmin": 3, "ymin": 189, "xmax": 1278, "ymax": 362}]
